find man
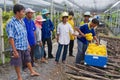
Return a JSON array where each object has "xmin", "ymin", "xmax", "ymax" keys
[
  {"xmin": 68, "ymin": 11, "xmax": 75, "ymax": 57},
  {"xmin": 41, "ymin": 9, "xmax": 54, "ymax": 58},
  {"xmin": 23, "ymin": 8, "xmax": 36, "ymax": 67},
  {"xmin": 75, "ymin": 18, "xmax": 99, "ymax": 64},
  {"xmin": 55, "ymin": 12, "xmax": 74, "ymax": 64},
  {"xmin": 80, "ymin": 11, "xmax": 91, "ymax": 26},
  {"xmin": 6, "ymin": 4, "xmax": 39, "ymax": 80}
]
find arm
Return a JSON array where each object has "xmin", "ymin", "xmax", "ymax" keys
[
  {"xmin": 56, "ymin": 24, "xmax": 60, "ymax": 42},
  {"xmin": 33, "ymin": 22, "xmax": 36, "ymax": 41},
  {"xmin": 92, "ymin": 29, "xmax": 99, "ymax": 45},
  {"xmin": 93, "ymin": 36, "xmax": 99, "ymax": 45},
  {"xmin": 36, "ymin": 27, "xmax": 42, "ymax": 46},
  {"xmin": 69, "ymin": 24, "xmax": 75, "ymax": 36},
  {"xmin": 6, "ymin": 23, "xmax": 19, "ymax": 58},
  {"xmin": 74, "ymin": 27, "xmax": 85, "ymax": 37},
  {"xmin": 49, "ymin": 20, "xmax": 54, "ymax": 31},
  {"xmin": 9, "ymin": 38, "xmax": 19, "ymax": 58},
  {"xmin": 56, "ymin": 34, "xmax": 59, "ymax": 42}
]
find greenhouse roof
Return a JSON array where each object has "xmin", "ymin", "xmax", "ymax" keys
[{"xmin": 0, "ymin": 0, "xmax": 120, "ymax": 13}]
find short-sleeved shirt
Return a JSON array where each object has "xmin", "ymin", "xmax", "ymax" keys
[
  {"xmin": 57, "ymin": 22, "xmax": 74, "ymax": 45},
  {"xmin": 6, "ymin": 17, "xmax": 28, "ymax": 50},
  {"xmin": 77, "ymin": 23, "xmax": 96, "ymax": 44},
  {"xmin": 23, "ymin": 17, "xmax": 36, "ymax": 46}
]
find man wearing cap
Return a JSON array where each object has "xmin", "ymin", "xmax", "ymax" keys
[
  {"xmin": 80, "ymin": 11, "xmax": 91, "ymax": 26},
  {"xmin": 41, "ymin": 9, "xmax": 54, "ymax": 59},
  {"xmin": 23, "ymin": 8, "xmax": 36, "ymax": 67},
  {"xmin": 55, "ymin": 12, "xmax": 74, "ymax": 64}
]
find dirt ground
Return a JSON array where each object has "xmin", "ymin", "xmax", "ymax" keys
[{"xmin": 0, "ymin": 41, "xmax": 78, "ymax": 80}]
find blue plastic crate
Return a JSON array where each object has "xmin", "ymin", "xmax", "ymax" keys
[{"xmin": 84, "ymin": 53, "xmax": 107, "ymax": 68}]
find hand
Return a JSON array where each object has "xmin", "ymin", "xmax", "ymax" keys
[
  {"xmin": 96, "ymin": 41, "xmax": 99, "ymax": 45},
  {"xmin": 56, "ymin": 37, "xmax": 59, "ymax": 42},
  {"xmin": 77, "ymin": 35, "xmax": 82, "ymax": 38},
  {"xmin": 13, "ymin": 50, "xmax": 19, "ymax": 58},
  {"xmin": 72, "ymin": 33, "xmax": 78, "ymax": 36},
  {"xmin": 39, "ymin": 42, "xmax": 42, "ymax": 47},
  {"xmin": 28, "ymin": 45, "xmax": 31, "ymax": 51},
  {"xmin": 81, "ymin": 33, "xmax": 85, "ymax": 37}
]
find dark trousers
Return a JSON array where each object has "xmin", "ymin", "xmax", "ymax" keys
[
  {"xmin": 69, "ymin": 40, "xmax": 74, "ymax": 56},
  {"xmin": 55, "ymin": 44, "xmax": 68, "ymax": 62},
  {"xmin": 42, "ymin": 37, "xmax": 53, "ymax": 58},
  {"xmin": 30, "ymin": 45, "xmax": 36, "ymax": 66}
]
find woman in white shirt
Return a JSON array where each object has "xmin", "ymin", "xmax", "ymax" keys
[
  {"xmin": 55, "ymin": 12, "xmax": 74, "ymax": 64},
  {"xmin": 34, "ymin": 15, "xmax": 47, "ymax": 63}
]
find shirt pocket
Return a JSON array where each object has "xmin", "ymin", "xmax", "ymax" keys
[{"xmin": 65, "ymin": 27, "xmax": 69, "ymax": 33}]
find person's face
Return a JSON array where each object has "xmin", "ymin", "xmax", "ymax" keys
[
  {"xmin": 38, "ymin": 21, "xmax": 42, "ymax": 25},
  {"xmin": 62, "ymin": 16, "xmax": 68, "ymax": 23},
  {"xmin": 17, "ymin": 9, "xmax": 25, "ymax": 19},
  {"xmin": 84, "ymin": 15, "xmax": 90, "ymax": 20},
  {"xmin": 45, "ymin": 13, "xmax": 50, "ymax": 17},
  {"xmin": 90, "ymin": 22, "xmax": 98, "ymax": 28},
  {"xmin": 69, "ymin": 15, "xmax": 73, "ymax": 20},
  {"xmin": 26, "ymin": 12, "xmax": 34, "ymax": 19}
]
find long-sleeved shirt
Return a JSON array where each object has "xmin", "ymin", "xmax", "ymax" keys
[
  {"xmin": 36, "ymin": 27, "xmax": 42, "ymax": 43},
  {"xmin": 42, "ymin": 19, "xmax": 54, "ymax": 40}
]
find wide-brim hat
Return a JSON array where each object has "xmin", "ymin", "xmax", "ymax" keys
[{"xmin": 35, "ymin": 15, "xmax": 46, "ymax": 22}]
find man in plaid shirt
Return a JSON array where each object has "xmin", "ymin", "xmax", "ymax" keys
[{"xmin": 6, "ymin": 4, "xmax": 39, "ymax": 80}]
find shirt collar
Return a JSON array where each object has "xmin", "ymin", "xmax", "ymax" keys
[
  {"xmin": 12, "ymin": 16, "xmax": 19, "ymax": 21},
  {"xmin": 88, "ymin": 22, "xmax": 92, "ymax": 30},
  {"xmin": 62, "ymin": 22, "xmax": 68, "ymax": 25},
  {"xmin": 24, "ymin": 17, "xmax": 32, "ymax": 22},
  {"xmin": 12, "ymin": 16, "xmax": 23, "ymax": 22}
]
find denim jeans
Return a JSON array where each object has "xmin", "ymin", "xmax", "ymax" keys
[
  {"xmin": 55, "ymin": 43, "xmax": 68, "ymax": 62},
  {"xmin": 34, "ymin": 45, "xmax": 44, "ymax": 59},
  {"xmin": 75, "ymin": 40, "xmax": 88, "ymax": 64}
]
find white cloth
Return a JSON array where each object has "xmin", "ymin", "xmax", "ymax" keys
[
  {"xmin": 36, "ymin": 27, "xmax": 42, "ymax": 44},
  {"xmin": 57, "ymin": 22, "xmax": 74, "ymax": 45}
]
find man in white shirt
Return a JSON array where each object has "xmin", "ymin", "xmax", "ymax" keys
[{"xmin": 55, "ymin": 12, "xmax": 74, "ymax": 64}]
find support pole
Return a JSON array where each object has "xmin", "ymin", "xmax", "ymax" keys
[
  {"xmin": 50, "ymin": 0, "xmax": 53, "ymax": 21},
  {"xmin": 0, "ymin": 8, "xmax": 5, "ymax": 64}
]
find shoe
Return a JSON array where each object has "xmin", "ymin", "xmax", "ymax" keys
[
  {"xmin": 41, "ymin": 59, "xmax": 48, "ymax": 64},
  {"xmin": 62, "ymin": 61, "xmax": 66, "ymax": 64},
  {"xmin": 69, "ymin": 55, "xmax": 75, "ymax": 57},
  {"xmin": 55, "ymin": 61, "xmax": 59, "ymax": 64},
  {"xmin": 48, "ymin": 55, "xmax": 54, "ymax": 59},
  {"xmin": 23, "ymin": 68, "xmax": 28, "ymax": 72},
  {"xmin": 33, "ymin": 63, "xmax": 39, "ymax": 67}
]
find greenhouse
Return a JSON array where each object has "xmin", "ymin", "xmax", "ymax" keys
[{"xmin": 0, "ymin": 0, "xmax": 120, "ymax": 80}]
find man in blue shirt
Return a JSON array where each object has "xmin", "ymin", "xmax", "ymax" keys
[
  {"xmin": 23, "ymin": 8, "xmax": 36, "ymax": 67},
  {"xmin": 75, "ymin": 18, "xmax": 99, "ymax": 64},
  {"xmin": 41, "ymin": 9, "xmax": 54, "ymax": 58},
  {"xmin": 6, "ymin": 4, "xmax": 39, "ymax": 80}
]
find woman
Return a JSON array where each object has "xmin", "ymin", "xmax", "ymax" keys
[{"xmin": 34, "ymin": 15, "xmax": 48, "ymax": 63}]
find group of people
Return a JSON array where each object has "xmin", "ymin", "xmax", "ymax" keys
[{"xmin": 6, "ymin": 4, "xmax": 99, "ymax": 80}]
